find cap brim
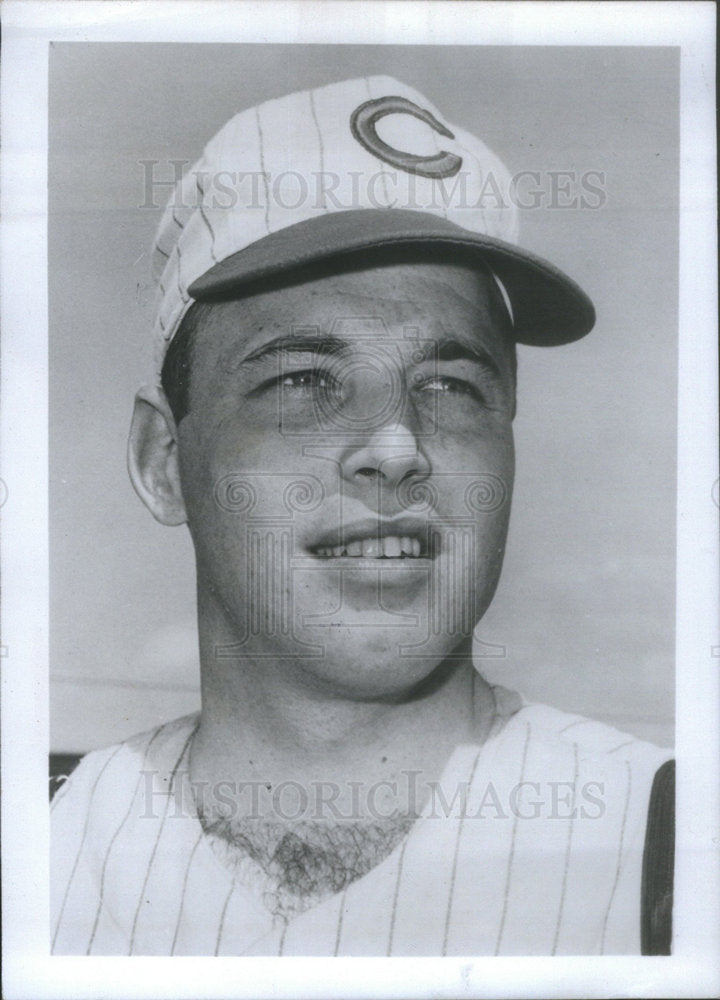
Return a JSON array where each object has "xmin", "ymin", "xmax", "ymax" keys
[{"xmin": 188, "ymin": 209, "xmax": 595, "ymax": 346}]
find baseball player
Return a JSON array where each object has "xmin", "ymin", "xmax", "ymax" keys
[{"xmin": 51, "ymin": 75, "xmax": 674, "ymax": 956}]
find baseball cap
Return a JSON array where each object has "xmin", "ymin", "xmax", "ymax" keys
[{"xmin": 151, "ymin": 75, "xmax": 595, "ymax": 373}]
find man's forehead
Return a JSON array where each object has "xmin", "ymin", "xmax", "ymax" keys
[{"xmin": 197, "ymin": 260, "xmax": 514, "ymax": 367}]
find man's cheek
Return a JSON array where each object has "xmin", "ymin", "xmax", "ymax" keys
[
  {"xmin": 180, "ymin": 428, "xmax": 288, "ymax": 508},
  {"xmin": 425, "ymin": 446, "xmax": 513, "ymax": 515}
]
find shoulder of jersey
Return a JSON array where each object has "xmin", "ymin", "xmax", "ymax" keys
[
  {"xmin": 514, "ymin": 701, "xmax": 673, "ymax": 769},
  {"xmin": 53, "ymin": 713, "xmax": 199, "ymax": 801}
]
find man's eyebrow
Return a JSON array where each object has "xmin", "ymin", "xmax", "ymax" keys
[
  {"xmin": 433, "ymin": 339, "xmax": 503, "ymax": 377},
  {"xmin": 232, "ymin": 335, "xmax": 349, "ymax": 368},
  {"xmin": 225, "ymin": 334, "xmax": 505, "ymax": 376}
]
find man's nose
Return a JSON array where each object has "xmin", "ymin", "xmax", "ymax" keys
[{"xmin": 340, "ymin": 423, "xmax": 431, "ymax": 491}]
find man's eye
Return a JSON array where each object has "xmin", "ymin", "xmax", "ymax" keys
[
  {"xmin": 280, "ymin": 370, "xmax": 335, "ymax": 392},
  {"xmin": 416, "ymin": 376, "xmax": 478, "ymax": 398}
]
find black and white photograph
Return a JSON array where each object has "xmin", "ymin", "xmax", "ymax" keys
[{"xmin": 1, "ymin": 2, "xmax": 717, "ymax": 998}]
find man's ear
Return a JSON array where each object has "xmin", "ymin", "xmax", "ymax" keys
[{"xmin": 127, "ymin": 384, "xmax": 187, "ymax": 526}]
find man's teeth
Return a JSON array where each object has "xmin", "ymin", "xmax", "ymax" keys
[{"xmin": 316, "ymin": 536, "xmax": 422, "ymax": 559}]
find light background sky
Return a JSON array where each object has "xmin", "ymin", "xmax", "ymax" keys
[{"xmin": 49, "ymin": 43, "xmax": 678, "ymax": 752}]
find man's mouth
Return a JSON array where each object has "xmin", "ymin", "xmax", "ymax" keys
[
  {"xmin": 314, "ymin": 535, "xmax": 423, "ymax": 559},
  {"xmin": 309, "ymin": 517, "xmax": 433, "ymax": 560}
]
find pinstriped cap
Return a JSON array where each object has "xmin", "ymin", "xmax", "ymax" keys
[{"xmin": 151, "ymin": 75, "xmax": 594, "ymax": 373}]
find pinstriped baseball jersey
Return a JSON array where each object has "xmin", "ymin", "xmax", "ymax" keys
[{"xmin": 51, "ymin": 691, "xmax": 670, "ymax": 956}]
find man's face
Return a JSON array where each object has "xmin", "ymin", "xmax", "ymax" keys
[{"xmin": 176, "ymin": 260, "xmax": 515, "ymax": 698}]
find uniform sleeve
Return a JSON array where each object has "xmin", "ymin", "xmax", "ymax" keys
[{"xmin": 596, "ymin": 746, "xmax": 673, "ymax": 954}]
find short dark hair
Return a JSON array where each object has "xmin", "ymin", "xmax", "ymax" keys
[
  {"xmin": 160, "ymin": 248, "xmax": 518, "ymax": 426},
  {"xmin": 160, "ymin": 300, "xmax": 204, "ymax": 426}
]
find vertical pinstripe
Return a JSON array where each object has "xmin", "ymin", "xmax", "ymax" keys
[
  {"xmin": 308, "ymin": 89, "xmax": 327, "ymax": 212},
  {"xmin": 86, "ymin": 729, "xmax": 164, "ymax": 954},
  {"xmin": 52, "ymin": 744, "xmax": 124, "ymax": 950},
  {"xmin": 550, "ymin": 741, "xmax": 579, "ymax": 954},
  {"xmin": 441, "ymin": 746, "xmax": 484, "ymax": 955},
  {"xmin": 385, "ymin": 835, "xmax": 411, "ymax": 956},
  {"xmin": 128, "ymin": 730, "xmax": 194, "ymax": 954},
  {"xmin": 599, "ymin": 759, "xmax": 633, "ymax": 953},
  {"xmin": 213, "ymin": 882, "xmax": 236, "ymax": 956},
  {"xmin": 196, "ymin": 175, "xmax": 218, "ymax": 263},
  {"xmin": 333, "ymin": 887, "xmax": 349, "ymax": 956},
  {"xmin": 255, "ymin": 106, "xmax": 271, "ymax": 235},
  {"xmin": 175, "ymin": 242, "xmax": 189, "ymax": 305},
  {"xmin": 277, "ymin": 918, "xmax": 288, "ymax": 956},
  {"xmin": 364, "ymin": 77, "xmax": 390, "ymax": 207},
  {"xmin": 170, "ymin": 831, "xmax": 204, "ymax": 955},
  {"xmin": 494, "ymin": 721, "xmax": 532, "ymax": 955}
]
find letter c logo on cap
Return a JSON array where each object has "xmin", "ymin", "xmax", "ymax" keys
[{"xmin": 350, "ymin": 96, "xmax": 462, "ymax": 179}]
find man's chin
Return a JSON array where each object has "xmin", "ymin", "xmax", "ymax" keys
[
  {"xmin": 294, "ymin": 657, "xmax": 466, "ymax": 703},
  {"xmin": 291, "ymin": 625, "xmax": 475, "ymax": 698}
]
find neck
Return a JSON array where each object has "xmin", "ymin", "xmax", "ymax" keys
[{"xmin": 189, "ymin": 597, "xmax": 497, "ymax": 818}]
